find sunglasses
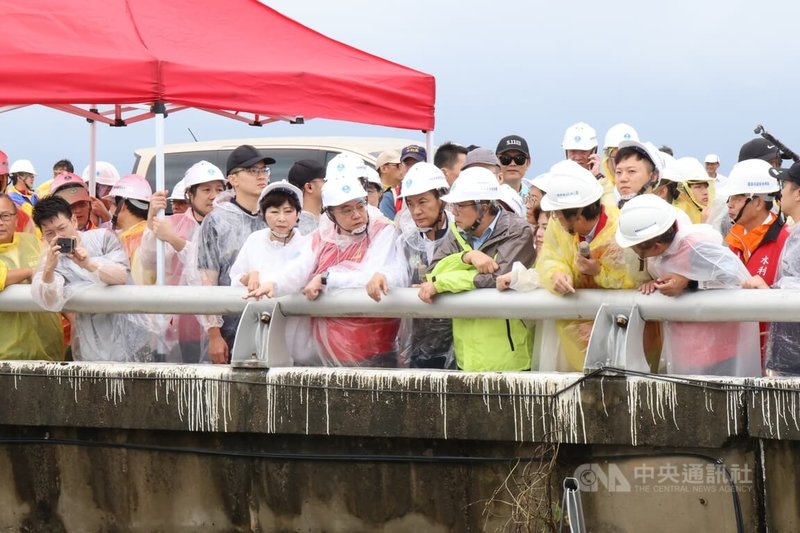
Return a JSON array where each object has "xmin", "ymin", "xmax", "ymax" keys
[{"xmin": 498, "ymin": 154, "xmax": 528, "ymax": 166}]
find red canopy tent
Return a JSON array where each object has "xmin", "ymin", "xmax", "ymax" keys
[
  {"xmin": 0, "ymin": 0, "xmax": 435, "ymax": 130},
  {"xmin": 0, "ymin": 0, "xmax": 436, "ymax": 282}
]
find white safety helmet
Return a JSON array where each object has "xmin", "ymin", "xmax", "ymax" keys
[
  {"xmin": 398, "ymin": 162, "xmax": 448, "ymax": 198},
  {"xmin": 81, "ymin": 161, "xmax": 120, "ymax": 186},
  {"xmin": 523, "ymin": 172, "xmax": 552, "ymax": 193},
  {"xmin": 498, "ymin": 184, "xmax": 525, "ymax": 217},
  {"xmin": 615, "ymin": 194, "xmax": 678, "ymax": 248},
  {"xmin": 364, "ymin": 166, "xmax": 382, "ymax": 188},
  {"xmin": 659, "ymin": 151, "xmax": 676, "ymax": 170},
  {"xmin": 677, "ymin": 157, "xmax": 714, "ymax": 183},
  {"xmin": 326, "ymin": 153, "xmax": 368, "ymax": 182},
  {"xmin": 562, "ymin": 122, "xmax": 598, "ymax": 151},
  {"xmin": 10, "ymin": 159, "xmax": 36, "ymax": 175},
  {"xmin": 617, "ymin": 140, "xmax": 665, "ymax": 174},
  {"xmin": 322, "ymin": 175, "xmax": 368, "ymax": 208},
  {"xmin": 440, "ymin": 167, "xmax": 502, "ymax": 204},
  {"xmin": 169, "ymin": 178, "xmax": 187, "ymax": 201},
  {"xmin": 183, "ymin": 160, "xmax": 226, "ymax": 188},
  {"xmin": 540, "ymin": 160, "xmax": 603, "ymax": 211},
  {"xmin": 106, "ymin": 174, "xmax": 152, "ymax": 202},
  {"xmin": 603, "ymin": 123, "xmax": 639, "ymax": 150},
  {"xmin": 259, "ymin": 179, "xmax": 304, "ymax": 210},
  {"xmin": 659, "ymin": 161, "xmax": 689, "ymax": 184},
  {"xmin": 718, "ymin": 159, "xmax": 778, "ymax": 197}
]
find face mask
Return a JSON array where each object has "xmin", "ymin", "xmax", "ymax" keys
[
  {"xmin": 350, "ymin": 224, "xmax": 368, "ymax": 235},
  {"xmin": 271, "ymin": 229, "xmax": 291, "ymax": 240}
]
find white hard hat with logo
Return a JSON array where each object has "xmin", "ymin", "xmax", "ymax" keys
[
  {"xmin": 81, "ymin": 161, "xmax": 120, "ymax": 186},
  {"xmin": 106, "ymin": 174, "xmax": 152, "ymax": 202},
  {"xmin": 498, "ymin": 184, "xmax": 525, "ymax": 217},
  {"xmin": 603, "ymin": 123, "xmax": 639, "ymax": 150},
  {"xmin": 10, "ymin": 159, "xmax": 36, "ymax": 175},
  {"xmin": 615, "ymin": 194, "xmax": 678, "ymax": 248},
  {"xmin": 540, "ymin": 160, "xmax": 603, "ymax": 211},
  {"xmin": 259, "ymin": 179, "xmax": 304, "ymax": 210},
  {"xmin": 183, "ymin": 160, "xmax": 225, "ymax": 188},
  {"xmin": 398, "ymin": 162, "xmax": 448, "ymax": 198},
  {"xmin": 718, "ymin": 159, "xmax": 778, "ymax": 197},
  {"xmin": 562, "ymin": 122, "xmax": 598, "ymax": 151},
  {"xmin": 322, "ymin": 175, "xmax": 368, "ymax": 208},
  {"xmin": 440, "ymin": 167, "xmax": 501, "ymax": 203},
  {"xmin": 326, "ymin": 153, "xmax": 368, "ymax": 182}
]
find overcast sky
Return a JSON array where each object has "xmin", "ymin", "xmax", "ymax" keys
[{"xmin": 2, "ymin": 0, "xmax": 799, "ymax": 183}]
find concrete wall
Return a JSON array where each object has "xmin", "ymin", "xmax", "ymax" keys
[{"xmin": 0, "ymin": 362, "xmax": 797, "ymax": 531}]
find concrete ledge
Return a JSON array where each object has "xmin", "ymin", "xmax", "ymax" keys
[{"xmin": 3, "ymin": 362, "xmax": 797, "ymax": 446}]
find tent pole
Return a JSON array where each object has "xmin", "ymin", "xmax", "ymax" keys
[
  {"xmin": 154, "ymin": 102, "xmax": 167, "ymax": 285},
  {"xmin": 425, "ymin": 131, "xmax": 434, "ymax": 163},
  {"xmin": 88, "ymin": 107, "xmax": 97, "ymax": 197}
]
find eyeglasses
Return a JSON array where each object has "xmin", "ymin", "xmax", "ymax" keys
[
  {"xmin": 238, "ymin": 166, "xmax": 271, "ymax": 177},
  {"xmin": 451, "ymin": 201, "xmax": 477, "ymax": 212},
  {"xmin": 524, "ymin": 194, "xmax": 539, "ymax": 207},
  {"xmin": 0, "ymin": 211, "xmax": 17, "ymax": 222},
  {"xmin": 334, "ymin": 201, "xmax": 367, "ymax": 218},
  {"xmin": 498, "ymin": 154, "xmax": 528, "ymax": 166}
]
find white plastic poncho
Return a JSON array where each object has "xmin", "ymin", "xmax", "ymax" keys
[
  {"xmin": 230, "ymin": 228, "xmax": 317, "ymax": 365},
  {"xmin": 645, "ymin": 221, "xmax": 760, "ymax": 376},
  {"xmin": 135, "ymin": 208, "xmax": 209, "ymax": 363},
  {"xmin": 765, "ymin": 223, "xmax": 800, "ymax": 375},
  {"xmin": 269, "ymin": 206, "xmax": 409, "ymax": 367},
  {"xmin": 197, "ymin": 191, "xmax": 266, "ymax": 348},
  {"xmin": 31, "ymin": 229, "xmax": 156, "ymax": 362},
  {"xmin": 395, "ymin": 208, "xmax": 454, "ymax": 368}
]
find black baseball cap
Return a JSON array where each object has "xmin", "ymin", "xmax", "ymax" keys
[
  {"xmin": 770, "ymin": 162, "xmax": 800, "ymax": 185},
  {"xmin": 496, "ymin": 135, "xmax": 530, "ymax": 157},
  {"xmin": 288, "ymin": 159, "xmax": 326, "ymax": 188},
  {"xmin": 738, "ymin": 138, "xmax": 780, "ymax": 163},
  {"xmin": 226, "ymin": 145, "xmax": 276, "ymax": 176}
]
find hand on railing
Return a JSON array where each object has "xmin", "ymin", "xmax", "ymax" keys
[
  {"xmin": 245, "ymin": 281, "xmax": 275, "ymax": 300},
  {"xmin": 366, "ymin": 273, "xmax": 389, "ymax": 302}
]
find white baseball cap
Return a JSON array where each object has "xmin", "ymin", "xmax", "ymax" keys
[{"xmin": 704, "ymin": 154, "xmax": 720, "ymax": 164}]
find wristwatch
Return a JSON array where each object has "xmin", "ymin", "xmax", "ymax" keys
[{"xmin": 320, "ymin": 271, "xmax": 329, "ymax": 286}]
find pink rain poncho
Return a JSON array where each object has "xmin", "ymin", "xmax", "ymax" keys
[
  {"xmin": 269, "ymin": 206, "xmax": 408, "ymax": 366},
  {"xmin": 31, "ymin": 229, "xmax": 156, "ymax": 361},
  {"xmin": 645, "ymin": 221, "xmax": 760, "ymax": 376},
  {"xmin": 135, "ymin": 208, "xmax": 208, "ymax": 362}
]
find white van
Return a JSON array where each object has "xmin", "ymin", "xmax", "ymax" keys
[{"xmin": 132, "ymin": 136, "xmax": 422, "ymax": 193}]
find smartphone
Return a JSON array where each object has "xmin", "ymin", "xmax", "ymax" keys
[{"xmin": 56, "ymin": 237, "xmax": 76, "ymax": 254}]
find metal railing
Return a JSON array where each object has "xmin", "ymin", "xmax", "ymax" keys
[
  {"xmin": 4, "ymin": 284, "xmax": 800, "ymax": 368},
  {"xmin": 2, "ymin": 285, "xmax": 800, "ymax": 322}
]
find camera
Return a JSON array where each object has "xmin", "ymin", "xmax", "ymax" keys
[{"xmin": 56, "ymin": 237, "xmax": 76, "ymax": 254}]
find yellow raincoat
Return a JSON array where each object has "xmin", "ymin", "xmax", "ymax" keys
[
  {"xmin": 119, "ymin": 220, "xmax": 150, "ymax": 284},
  {"xmin": 535, "ymin": 205, "xmax": 658, "ymax": 370},
  {"xmin": 0, "ymin": 233, "xmax": 64, "ymax": 360},
  {"xmin": 674, "ymin": 181, "xmax": 718, "ymax": 224}
]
